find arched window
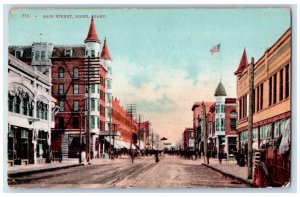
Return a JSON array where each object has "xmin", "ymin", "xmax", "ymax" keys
[
  {"xmin": 14, "ymin": 96, "xmax": 21, "ymax": 114},
  {"xmin": 59, "ymin": 67, "xmax": 64, "ymax": 78},
  {"xmin": 73, "ymin": 68, "xmax": 79, "ymax": 79}
]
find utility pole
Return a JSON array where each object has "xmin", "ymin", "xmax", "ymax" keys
[
  {"xmin": 79, "ymin": 111, "xmax": 82, "ymax": 164},
  {"xmin": 126, "ymin": 104, "xmax": 136, "ymax": 152},
  {"xmin": 248, "ymin": 57, "xmax": 254, "ymax": 179},
  {"xmin": 86, "ymin": 57, "xmax": 91, "ymax": 163},
  {"xmin": 138, "ymin": 114, "xmax": 141, "ymax": 149},
  {"xmin": 202, "ymin": 102, "xmax": 207, "ymax": 164},
  {"xmin": 109, "ymin": 106, "xmax": 112, "ymax": 159}
]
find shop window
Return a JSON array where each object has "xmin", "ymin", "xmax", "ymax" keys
[
  {"xmin": 252, "ymin": 128, "xmax": 258, "ymax": 140},
  {"xmin": 37, "ymin": 131, "xmax": 47, "ymax": 158},
  {"xmin": 274, "ymin": 121, "xmax": 279, "ymax": 138}
]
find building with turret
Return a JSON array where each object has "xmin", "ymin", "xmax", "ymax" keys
[{"xmin": 8, "ymin": 16, "xmax": 112, "ymax": 160}]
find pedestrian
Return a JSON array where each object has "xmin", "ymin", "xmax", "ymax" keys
[
  {"xmin": 219, "ymin": 146, "xmax": 224, "ymax": 164},
  {"xmin": 155, "ymin": 151, "xmax": 159, "ymax": 163}
]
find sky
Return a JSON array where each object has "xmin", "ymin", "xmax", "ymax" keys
[{"xmin": 8, "ymin": 8, "xmax": 291, "ymax": 143}]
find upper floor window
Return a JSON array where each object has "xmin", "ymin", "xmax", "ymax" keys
[
  {"xmin": 41, "ymin": 51, "xmax": 46, "ymax": 61},
  {"xmin": 91, "ymin": 50, "xmax": 95, "ymax": 58},
  {"xmin": 64, "ymin": 49, "xmax": 72, "ymax": 57},
  {"xmin": 230, "ymin": 119, "xmax": 236, "ymax": 131},
  {"xmin": 59, "ymin": 84, "xmax": 64, "ymax": 95},
  {"xmin": 15, "ymin": 50, "xmax": 23, "ymax": 58},
  {"xmin": 73, "ymin": 84, "xmax": 79, "ymax": 95},
  {"xmin": 73, "ymin": 100, "xmax": 79, "ymax": 112},
  {"xmin": 59, "ymin": 68, "xmax": 64, "ymax": 78},
  {"xmin": 59, "ymin": 101, "xmax": 64, "ymax": 112},
  {"xmin": 73, "ymin": 68, "xmax": 79, "ymax": 79},
  {"xmin": 285, "ymin": 64, "xmax": 289, "ymax": 98},
  {"xmin": 35, "ymin": 51, "xmax": 40, "ymax": 61}
]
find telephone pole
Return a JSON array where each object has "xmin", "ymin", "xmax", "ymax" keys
[
  {"xmin": 248, "ymin": 57, "xmax": 254, "ymax": 179},
  {"xmin": 202, "ymin": 102, "xmax": 207, "ymax": 164},
  {"xmin": 126, "ymin": 104, "xmax": 136, "ymax": 152}
]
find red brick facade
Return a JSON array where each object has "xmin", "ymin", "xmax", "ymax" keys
[{"xmin": 112, "ymin": 97, "xmax": 138, "ymax": 144}]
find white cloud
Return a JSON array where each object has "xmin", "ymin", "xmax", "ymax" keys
[{"xmin": 111, "ymin": 56, "xmax": 237, "ymax": 143}]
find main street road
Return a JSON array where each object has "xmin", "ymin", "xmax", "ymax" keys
[{"xmin": 8, "ymin": 155, "xmax": 249, "ymax": 189}]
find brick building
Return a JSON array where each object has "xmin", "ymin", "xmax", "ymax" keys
[
  {"xmin": 182, "ymin": 128, "xmax": 194, "ymax": 150},
  {"xmin": 111, "ymin": 97, "xmax": 138, "ymax": 149},
  {"xmin": 9, "ymin": 17, "xmax": 112, "ymax": 159},
  {"xmin": 234, "ymin": 28, "xmax": 291, "ymax": 152}
]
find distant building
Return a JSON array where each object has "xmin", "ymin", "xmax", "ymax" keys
[
  {"xmin": 182, "ymin": 128, "xmax": 194, "ymax": 150},
  {"xmin": 111, "ymin": 97, "xmax": 138, "ymax": 150},
  {"xmin": 8, "ymin": 54, "xmax": 56, "ymax": 166}
]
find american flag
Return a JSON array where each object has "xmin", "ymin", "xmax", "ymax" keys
[{"xmin": 210, "ymin": 43, "xmax": 221, "ymax": 55}]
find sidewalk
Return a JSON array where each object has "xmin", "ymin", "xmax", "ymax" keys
[
  {"xmin": 7, "ymin": 159, "xmax": 83, "ymax": 177},
  {"xmin": 201, "ymin": 157, "xmax": 254, "ymax": 187}
]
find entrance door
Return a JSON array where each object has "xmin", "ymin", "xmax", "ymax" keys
[{"xmin": 68, "ymin": 136, "xmax": 80, "ymax": 158}]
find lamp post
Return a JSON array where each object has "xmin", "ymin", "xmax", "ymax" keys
[{"xmin": 28, "ymin": 117, "xmax": 40, "ymax": 164}]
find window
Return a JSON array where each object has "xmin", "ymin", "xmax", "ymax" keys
[
  {"xmin": 73, "ymin": 68, "xmax": 79, "ymax": 79},
  {"xmin": 59, "ymin": 68, "xmax": 64, "ymax": 78},
  {"xmin": 221, "ymin": 118, "xmax": 225, "ymax": 131},
  {"xmin": 107, "ymin": 80, "xmax": 112, "ymax": 89},
  {"xmin": 73, "ymin": 84, "xmax": 79, "ymax": 95},
  {"xmin": 59, "ymin": 117, "xmax": 64, "ymax": 128},
  {"xmin": 256, "ymin": 86, "xmax": 259, "ymax": 112},
  {"xmin": 15, "ymin": 50, "xmax": 22, "ymax": 58},
  {"xmin": 8, "ymin": 94, "xmax": 14, "ymax": 112},
  {"xmin": 91, "ymin": 99, "xmax": 96, "ymax": 111},
  {"xmin": 216, "ymin": 105, "xmax": 220, "ymax": 113},
  {"xmin": 85, "ymin": 50, "xmax": 88, "ymax": 56},
  {"xmin": 216, "ymin": 118, "xmax": 220, "ymax": 131},
  {"xmin": 230, "ymin": 119, "xmax": 236, "ymax": 131},
  {"xmin": 91, "ymin": 116, "xmax": 96, "ymax": 129},
  {"xmin": 97, "ymin": 118, "xmax": 100, "ymax": 129},
  {"xmin": 260, "ymin": 83, "xmax": 264, "ymax": 110},
  {"xmin": 73, "ymin": 100, "xmax": 79, "ymax": 111},
  {"xmin": 91, "ymin": 50, "xmax": 95, "ymax": 58},
  {"xmin": 73, "ymin": 117, "xmax": 79, "ymax": 129},
  {"xmin": 221, "ymin": 105, "xmax": 225, "ymax": 113},
  {"xmin": 274, "ymin": 121, "xmax": 279, "ymax": 138},
  {"xmin": 41, "ymin": 51, "xmax": 46, "ymax": 61},
  {"xmin": 59, "ymin": 101, "xmax": 64, "ymax": 112},
  {"xmin": 107, "ymin": 67, "xmax": 112, "ymax": 75},
  {"xmin": 252, "ymin": 128, "xmax": 258, "ymax": 140},
  {"xmin": 269, "ymin": 77, "xmax": 272, "ymax": 106},
  {"xmin": 91, "ymin": 84, "xmax": 95, "ymax": 93},
  {"xmin": 273, "ymin": 73, "xmax": 277, "ymax": 104},
  {"xmin": 285, "ymin": 64, "xmax": 289, "ymax": 98},
  {"xmin": 279, "ymin": 69, "xmax": 284, "ymax": 101},
  {"xmin": 59, "ymin": 84, "xmax": 64, "ymax": 94},
  {"xmin": 64, "ymin": 49, "xmax": 72, "ymax": 57},
  {"xmin": 239, "ymin": 99, "xmax": 242, "ymax": 120},
  {"xmin": 35, "ymin": 51, "xmax": 40, "ymax": 61},
  {"xmin": 14, "ymin": 96, "xmax": 21, "ymax": 114}
]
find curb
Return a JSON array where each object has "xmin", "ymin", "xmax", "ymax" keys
[
  {"xmin": 202, "ymin": 163, "xmax": 255, "ymax": 187},
  {"xmin": 8, "ymin": 163, "xmax": 84, "ymax": 177}
]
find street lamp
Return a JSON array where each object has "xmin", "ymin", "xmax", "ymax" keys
[{"xmin": 28, "ymin": 117, "xmax": 40, "ymax": 164}]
